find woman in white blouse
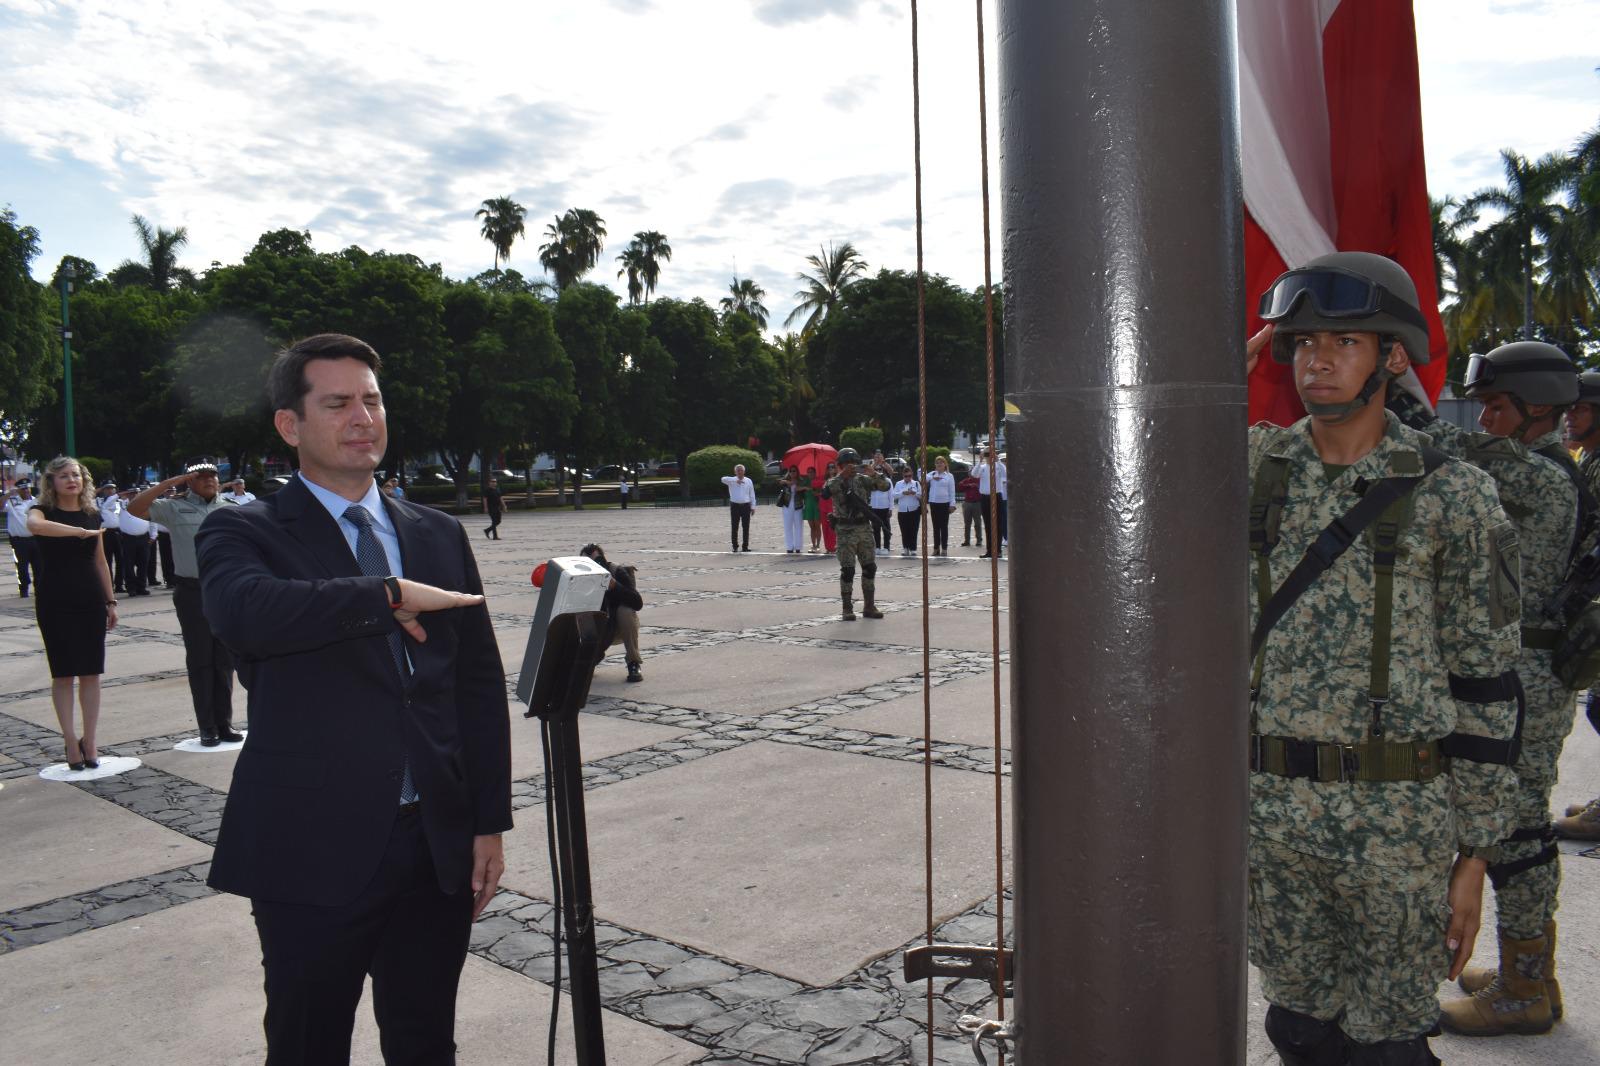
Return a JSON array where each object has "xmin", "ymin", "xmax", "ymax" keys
[{"xmin": 923, "ymin": 455, "xmax": 956, "ymax": 556}]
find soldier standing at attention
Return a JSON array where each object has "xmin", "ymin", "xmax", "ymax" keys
[
  {"xmin": 824, "ymin": 448, "xmax": 890, "ymax": 622},
  {"xmin": 1556, "ymin": 371, "xmax": 1600, "ymax": 844},
  {"xmin": 1389, "ymin": 342, "xmax": 1583, "ymax": 1036},
  {"xmin": 1247, "ymin": 252, "xmax": 1521, "ymax": 1066}
]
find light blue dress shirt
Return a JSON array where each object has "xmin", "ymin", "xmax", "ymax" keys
[{"xmin": 298, "ymin": 474, "xmax": 404, "ymax": 579}]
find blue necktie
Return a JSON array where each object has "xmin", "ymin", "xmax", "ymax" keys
[{"xmin": 343, "ymin": 504, "xmax": 417, "ymax": 805}]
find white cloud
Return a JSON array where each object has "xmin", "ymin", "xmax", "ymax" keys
[{"xmin": 1, "ymin": 0, "xmax": 1594, "ymax": 330}]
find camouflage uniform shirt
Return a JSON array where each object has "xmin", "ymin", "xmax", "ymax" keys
[{"xmin": 1249, "ymin": 412, "xmax": 1521, "ymax": 866}]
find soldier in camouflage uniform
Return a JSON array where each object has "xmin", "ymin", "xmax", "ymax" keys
[
  {"xmin": 1248, "ymin": 252, "xmax": 1521, "ymax": 1066},
  {"xmin": 1556, "ymin": 372, "xmax": 1600, "ymax": 844},
  {"xmin": 824, "ymin": 448, "xmax": 891, "ymax": 621},
  {"xmin": 1389, "ymin": 341, "xmax": 1582, "ymax": 1035}
]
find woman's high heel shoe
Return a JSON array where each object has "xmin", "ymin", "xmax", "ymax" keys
[
  {"xmin": 66, "ymin": 739, "xmax": 86, "ymax": 772},
  {"xmin": 81, "ymin": 742, "xmax": 100, "ymax": 770}
]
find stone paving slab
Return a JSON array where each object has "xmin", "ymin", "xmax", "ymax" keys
[
  {"xmin": 0, "ymin": 891, "xmax": 703, "ymax": 1066},
  {"xmin": 0, "ymin": 774, "xmax": 211, "ymax": 912},
  {"xmin": 833, "ymin": 607, "xmax": 1011, "ymax": 654},
  {"xmin": 508, "ymin": 712, "xmax": 690, "ymax": 782},
  {"xmin": 3, "ymin": 677, "xmax": 228, "ymax": 746},
  {"xmin": 832, "ymin": 668, "xmax": 1013, "ymax": 749},
  {"xmin": 141, "ymin": 746, "xmax": 244, "ymax": 794},
  {"xmin": 642, "ymin": 597, "xmax": 839, "ymax": 633},
  {"xmin": 596, "ymin": 641, "xmax": 916, "ymax": 717},
  {"xmin": 498, "ymin": 739, "xmax": 1012, "ymax": 987}
]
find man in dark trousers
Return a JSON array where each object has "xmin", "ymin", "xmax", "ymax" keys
[
  {"xmin": 129, "ymin": 462, "xmax": 240, "ymax": 744},
  {"xmin": 196, "ymin": 333, "xmax": 511, "ymax": 1064},
  {"xmin": 483, "ymin": 476, "xmax": 503, "ymax": 539}
]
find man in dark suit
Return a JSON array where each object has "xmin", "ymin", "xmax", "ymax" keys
[{"xmin": 197, "ymin": 333, "xmax": 512, "ymax": 1065}]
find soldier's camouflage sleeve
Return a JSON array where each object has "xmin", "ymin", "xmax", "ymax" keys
[{"xmin": 1433, "ymin": 461, "xmax": 1523, "ymax": 848}]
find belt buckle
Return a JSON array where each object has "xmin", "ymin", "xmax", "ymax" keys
[{"xmin": 1337, "ymin": 744, "xmax": 1360, "ymax": 783}]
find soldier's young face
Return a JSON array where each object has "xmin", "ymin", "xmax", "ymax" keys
[
  {"xmin": 1291, "ymin": 331, "xmax": 1382, "ymax": 407},
  {"xmin": 1565, "ymin": 402, "xmax": 1598, "ymax": 445},
  {"xmin": 1477, "ymin": 392, "xmax": 1527, "ymax": 438}
]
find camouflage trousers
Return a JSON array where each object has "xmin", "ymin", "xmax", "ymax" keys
[
  {"xmin": 1493, "ymin": 652, "xmax": 1577, "ymax": 938},
  {"xmin": 1249, "ymin": 837, "xmax": 1450, "ymax": 1044},
  {"xmin": 835, "ymin": 521, "xmax": 876, "ymax": 601}
]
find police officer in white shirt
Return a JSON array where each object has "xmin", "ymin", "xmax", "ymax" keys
[
  {"xmin": 5, "ymin": 479, "xmax": 38, "ymax": 596},
  {"xmin": 893, "ymin": 467, "xmax": 922, "ymax": 555},
  {"xmin": 225, "ymin": 479, "xmax": 256, "ymax": 505},
  {"xmin": 721, "ymin": 465, "xmax": 757, "ymax": 552}
]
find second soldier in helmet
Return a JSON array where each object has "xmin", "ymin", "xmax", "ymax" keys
[{"xmin": 823, "ymin": 449, "xmax": 891, "ymax": 621}]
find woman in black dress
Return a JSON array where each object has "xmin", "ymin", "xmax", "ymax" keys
[{"xmin": 28, "ymin": 457, "xmax": 117, "ymax": 770}]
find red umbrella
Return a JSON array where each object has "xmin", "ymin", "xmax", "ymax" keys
[{"xmin": 783, "ymin": 442, "xmax": 837, "ymax": 476}]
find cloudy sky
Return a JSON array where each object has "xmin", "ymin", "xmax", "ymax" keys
[{"xmin": 3, "ymin": 0, "xmax": 1597, "ymax": 329}]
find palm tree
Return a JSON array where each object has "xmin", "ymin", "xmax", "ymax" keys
[
  {"xmin": 784, "ymin": 241, "xmax": 867, "ymax": 334},
  {"xmin": 634, "ymin": 230, "xmax": 672, "ymax": 301},
  {"xmin": 616, "ymin": 246, "xmax": 646, "ymax": 305},
  {"xmin": 720, "ymin": 276, "xmax": 769, "ymax": 328},
  {"xmin": 111, "ymin": 214, "xmax": 194, "ymax": 291},
  {"xmin": 538, "ymin": 207, "xmax": 608, "ymax": 290},
  {"xmin": 474, "ymin": 196, "xmax": 527, "ymax": 270},
  {"xmin": 773, "ymin": 333, "xmax": 816, "ymax": 440},
  {"xmin": 1463, "ymin": 149, "xmax": 1571, "ymax": 339}
]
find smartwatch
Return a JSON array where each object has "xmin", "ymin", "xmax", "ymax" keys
[{"xmin": 382, "ymin": 576, "xmax": 403, "ymax": 609}]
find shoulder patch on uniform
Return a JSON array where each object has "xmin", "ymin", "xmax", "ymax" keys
[{"xmin": 1389, "ymin": 450, "xmax": 1423, "ymax": 476}]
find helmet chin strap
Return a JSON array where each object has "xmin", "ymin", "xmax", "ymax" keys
[{"xmin": 1303, "ymin": 367, "xmax": 1395, "ymax": 422}]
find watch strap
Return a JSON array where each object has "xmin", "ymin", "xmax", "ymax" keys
[{"xmin": 382, "ymin": 576, "xmax": 403, "ymax": 609}]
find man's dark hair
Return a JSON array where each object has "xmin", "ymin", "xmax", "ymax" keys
[{"xmin": 268, "ymin": 333, "xmax": 383, "ymax": 415}]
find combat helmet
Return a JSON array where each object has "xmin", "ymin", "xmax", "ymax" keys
[
  {"xmin": 1257, "ymin": 251, "xmax": 1431, "ymax": 419},
  {"xmin": 1463, "ymin": 341, "xmax": 1578, "ymax": 437},
  {"xmin": 836, "ymin": 447, "xmax": 861, "ymax": 466},
  {"xmin": 1578, "ymin": 370, "xmax": 1600, "ymax": 406}
]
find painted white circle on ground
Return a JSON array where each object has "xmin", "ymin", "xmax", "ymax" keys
[
  {"xmin": 38, "ymin": 755, "xmax": 142, "ymax": 781},
  {"xmin": 173, "ymin": 734, "xmax": 246, "ymax": 753}
]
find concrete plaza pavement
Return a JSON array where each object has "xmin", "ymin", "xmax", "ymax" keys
[{"xmin": 1, "ymin": 503, "xmax": 1596, "ymax": 1064}]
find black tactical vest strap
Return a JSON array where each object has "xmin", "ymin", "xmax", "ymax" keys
[
  {"xmin": 1536, "ymin": 442, "xmax": 1596, "ymax": 563},
  {"xmin": 1249, "ymin": 446, "xmax": 1446, "ymax": 665}
]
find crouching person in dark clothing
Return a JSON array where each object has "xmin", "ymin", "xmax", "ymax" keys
[{"xmin": 580, "ymin": 543, "xmax": 644, "ymax": 683}]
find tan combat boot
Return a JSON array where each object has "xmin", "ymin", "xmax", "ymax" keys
[
  {"xmin": 841, "ymin": 596, "xmax": 856, "ymax": 622},
  {"xmin": 1440, "ymin": 931, "xmax": 1554, "ymax": 1036},
  {"xmin": 862, "ymin": 595, "xmax": 883, "ymax": 619},
  {"xmin": 1458, "ymin": 920, "xmax": 1562, "ymax": 1019},
  {"xmin": 1555, "ymin": 797, "xmax": 1600, "ymax": 841}
]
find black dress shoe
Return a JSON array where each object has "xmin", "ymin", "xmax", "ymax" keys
[
  {"xmin": 218, "ymin": 728, "xmax": 245, "ymax": 743},
  {"xmin": 200, "ymin": 735, "xmax": 221, "ymax": 748}
]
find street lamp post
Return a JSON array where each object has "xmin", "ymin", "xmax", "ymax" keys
[{"xmin": 60, "ymin": 263, "xmax": 75, "ymax": 456}]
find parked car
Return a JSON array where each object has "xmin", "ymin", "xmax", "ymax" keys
[
  {"xmin": 654, "ymin": 462, "xmax": 681, "ymax": 478},
  {"xmin": 589, "ymin": 464, "xmax": 632, "ymax": 481},
  {"xmin": 764, "ymin": 459, "xmax": 785, "ymax": 478}
]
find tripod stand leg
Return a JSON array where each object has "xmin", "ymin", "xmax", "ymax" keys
[{"xmin": 547, "ymin": 715, "xmax": 607, "ymax": 1066}]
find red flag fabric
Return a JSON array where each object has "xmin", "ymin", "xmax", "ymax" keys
[{"xmin": 1240, "ymin": 0, "xmax": 1447, "ymax": 425}]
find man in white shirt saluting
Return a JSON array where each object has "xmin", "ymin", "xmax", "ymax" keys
[{"xmin": 721, "ymin": 464, "xmax": 757, "ymax": 552}]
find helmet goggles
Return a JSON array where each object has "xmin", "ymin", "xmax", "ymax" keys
[
  {"xmin": 1463, "ymin": 352, "xmax": 1579, "ymax": 394},
  {"xmin": 1258, "ymin": 265, "xmax": 1428, "ymax": 332}
]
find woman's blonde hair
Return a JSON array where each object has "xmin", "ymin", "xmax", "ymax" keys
[{"xmin": 36, "ymin": 456, "xmax": 98, "ymax": 512}]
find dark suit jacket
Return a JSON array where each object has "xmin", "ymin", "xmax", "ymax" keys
[{"xmin": 196, "ymin": 476, "xmax": 512, "ymax": 907}]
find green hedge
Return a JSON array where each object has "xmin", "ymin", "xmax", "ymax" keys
[
  {"xmin": 838, "ymin": 426, "xmax": 883, "ymax": 456},
  {"xmin": 912, "ymin": 445, "xmax": 951, "ymax": 469},
  {"xmin": 686, "ymin": 446, "xmax": 763, "ymax": 496}
]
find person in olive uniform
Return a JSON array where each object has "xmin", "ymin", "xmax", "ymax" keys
[{"xmin": 823, "ymin": 449, "xmax": 891, "ymax": 621}]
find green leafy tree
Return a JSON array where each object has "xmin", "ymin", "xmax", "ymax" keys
[
  {"xmin": 1463, "ymin": 150, "xmax": 1572, "ymax": 340},
  {"xmin": 439, "ymin": 283, "xmax": 576, "ymax": 509},
  {"xmin": 615, "ymin": 245, "xmax": 646, "ymax": 306},
  {"xmin": 720, "ymin": 276, "xmax": 769, "ymax": 329},
  {"xmin": 809, "ymin": 270, "xmax": 998, "ymax": 449},
  {"xmin": 646, "ymin": 297, "xmax": 739, "ymax": 496},
  {"xmin": 551, "ymin": 283, "xmax": 627, "ymax": 508},
  {"xmin": 475, "ymin": 196, "xmax": 528, "ymax": 271},
  {"xmin": 838, "ymin": 426, "xmax": 883, "ymax": 455},
  {"xmin": 539, "ymin": 208, "xmax": 607, "ymax": 291},
  {"xmin": 772, "ymin": 333, "xmax": 816, "ymax": 444},
  {"xmin": 0, "ymin": 209, "xmax": 55, "ymax": 448},
  {"xmin": 110, "ymin": 214, "xmax": 197, "ymax": 292},
  {"xmin": 784, "ymin": 241, "xmax": 866, "ymax": 335}
]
